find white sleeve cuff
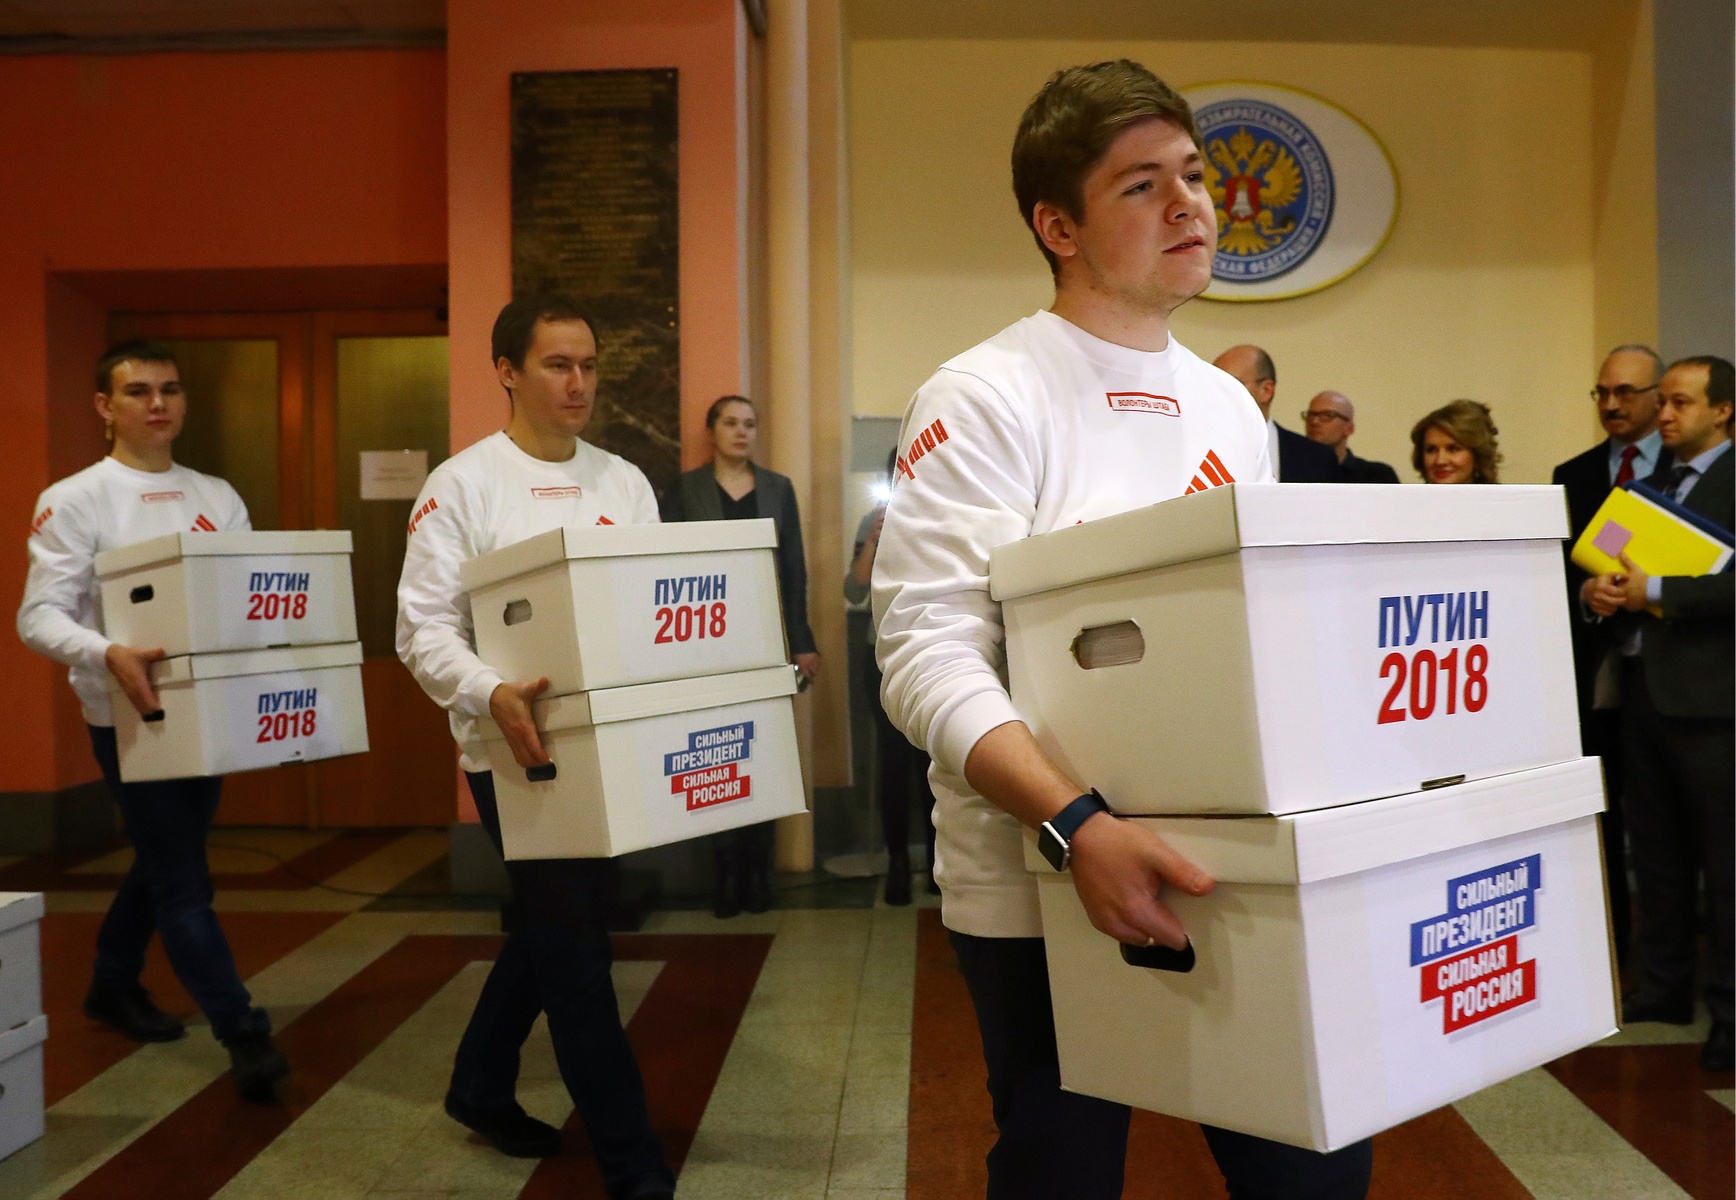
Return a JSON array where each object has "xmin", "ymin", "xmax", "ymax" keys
[
  {"xmin": 454, "ymin": 666, "xmax": 506, "ymax": 719},
  {"xmin": 932, "ymin": 688, "xmax": 1023, "ymax": 780}
]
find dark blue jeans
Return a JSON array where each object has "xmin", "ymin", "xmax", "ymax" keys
[
  {"xmin": 949, "ymin": 931, "xmax": 1374, "ymax": 1200},
  {"xmin": 87, "ymin": 725, "xmax": 269, "ymax": 1045},
  {"xmin": 453, "ymin": 771, "xmax": 672, "ymax": 1199}
]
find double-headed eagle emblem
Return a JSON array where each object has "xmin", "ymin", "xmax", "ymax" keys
[{"xmin": 1204, "ymin": 127, "xmax": 1303, "ymax": 256}]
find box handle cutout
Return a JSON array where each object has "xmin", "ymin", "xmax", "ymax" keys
[
  {"xmin": 504, "ymin": 599, "xmax": 533, "ymax": 627},
  {"xmin": 1421, "ymin": 774, "xmax": 1466, "ymax": 791},
  {"xmin": 130, "ymin": 585, "xmax": 154, "ymax": 604},
  {"xmin": 526, "ymin": 763, "xmax": 558, "ymax": 783},
  {"xmin": 142, "ymin": 710, "xmax": 165, "ymax": 724},
  {"xmin": 1071, "ymin": 621, "xmax": 1144, "ymax": 670},
  {"xmin": 1120, "ymin": 938, "xmax": 1195, "ymax": 973}
]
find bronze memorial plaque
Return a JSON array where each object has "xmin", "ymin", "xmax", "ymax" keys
[{"xmin": 511, "ymin": 68, "xmax": 680, "ymax": 496}]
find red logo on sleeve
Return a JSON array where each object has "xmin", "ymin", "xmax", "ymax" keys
[
  {"xmin": 895, "ymin": 419, "xmax": 950, "ymax": 482},
  {"xmin": 407, "ymin": 496, "xmax": 439, "ymax": 535},
  {"xmin": 1183, "ymin": 450, "xmax": 1236, "ymax": 495},
  {"xmin": 596, "ymin": 515, "xmax": 614, "ymax": 525},
  {"xmin": 29, "ymin": 507, "xmax": 52, "ymax": 537},
  {"xmin": 1106, "ymin": 392, "xmax": 1181, "ymax": 417},
  {"xmin": 191, "ymin": 514, "xmax": 217, "ymax": 532}
]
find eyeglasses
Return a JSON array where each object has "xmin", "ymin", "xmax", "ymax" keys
[
  {"xmin": 1301, "ymin": 410, "xmax": 1350, "ymax": 423},
  {"xmin": 1591, "ymin": 384, "xmax": 1657, "ymax": 402}
]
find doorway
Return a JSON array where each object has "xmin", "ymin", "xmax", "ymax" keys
[{"xmin": 110, "ymin": 310, "xmax": 456, "ymax": 828}]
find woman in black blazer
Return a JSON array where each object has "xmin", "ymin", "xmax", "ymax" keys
[{"xmin": 662, "ymin": 395, "xmax": 818, "ymax": 916}]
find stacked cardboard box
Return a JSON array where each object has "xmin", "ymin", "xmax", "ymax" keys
[
  {"xmin": 990, "ymin": 482, "xmax": 1617, "ymax": 1152},
  {"xmin": 463, "ymin": 519, "xmax": 806, "ymax": 859},
  {"xmin": 95, "ymin": 531, "xmax": 369, "ymax": 782},
  {"xmin": 0, "ymin": 893, "xmax": 46, "ymax": 1161}
]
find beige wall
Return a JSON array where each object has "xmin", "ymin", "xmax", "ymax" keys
[{"xmin": 849, "ymin": 38, "xmax": 1651, "ymax": 484}]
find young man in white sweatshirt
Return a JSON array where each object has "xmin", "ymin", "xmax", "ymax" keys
[
  {"xmin": 872, "ymin": 61, "xmax": 1374, "ymax": 1198},
  {"xmin": 396, "ymin": 298, "xmax": 673, "ymax": 1199},
  {"xmin": 17, "ymin": 340, "xmax": 287, "ymax": 1101}
]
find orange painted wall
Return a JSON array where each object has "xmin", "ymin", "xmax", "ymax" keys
[
  {"xmin": 446, "ymin": 0, "xmax": 746, "ymax": 461},
  {"xmin": 0, "ymin": 50, "xmax": 446, "ymax": 793}
]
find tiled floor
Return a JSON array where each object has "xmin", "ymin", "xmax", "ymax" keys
[{"xmin": 0, "ymin": 829, "xmax": 1727, "ymax": 1199}]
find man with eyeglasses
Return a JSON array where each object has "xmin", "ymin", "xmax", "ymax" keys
[
  {"xmin": 1301, "ymin": 390, "xmax": 1398, "ymax": 483},
  {"xmin": 1551, "ymin": 342, "xmax": 1671, "ymax": 969}
]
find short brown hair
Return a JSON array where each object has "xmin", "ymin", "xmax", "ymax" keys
[
  {"xmin": 96, "ymin": 339, "xmax": 177, "ymax": 394},
  {"xmin": 1012, "ymin": 60, "xmax": 1201, "ymax": 275},
  {"xmin": 1410, "ymin": 400, "xmax": 1502, "ymax": 484}
]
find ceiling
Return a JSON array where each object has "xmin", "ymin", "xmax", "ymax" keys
[
  {"xmin": 843, "ymin": 0, "xmax": 1635, "ymax": 52},
  {"xmin": 0, "ymin": 0, "xmax": 443, "ymax": 51},
  {"xmin": 0, "ymin": 0, "xmax": 1636, "ymax": 54}
]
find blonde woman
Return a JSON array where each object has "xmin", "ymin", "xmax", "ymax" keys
[{"xmin": 1411, "ymin": 399, "xmax": 1502, "ymax": 484}]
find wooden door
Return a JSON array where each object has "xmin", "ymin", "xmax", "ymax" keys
[{"xmin": 109, "ymin": 311, "xmax": 456, "ymax": 827}]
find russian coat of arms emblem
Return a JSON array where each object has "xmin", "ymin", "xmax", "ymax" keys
[{"xmin": 1195, "ymin": 97, "xmax": 1336, "ymax": 284}]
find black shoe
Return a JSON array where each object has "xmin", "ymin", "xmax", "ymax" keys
[
  {"xmin": 743, "ymin": 869, "xmax": 772, "ymax": 914},
  {"xmin": 1621, "ymin": 992, "xmax": 1695, "ymax": 1025},
  {"xmin": 444, "ymin": 1091, "xmax": 563, "ymax": 1158},
  {"xmin": 1702, "ymin": 1022, "xmax": 1734, "ymax": 1072},
  {"xmin": 227, "ymin": 1032, "xmax": 289, "ymax": 1103},
  {"xmin": 84, "ymin": 983, "xmax": 185, "ymax": 1043},
  {"xmin": 713, "ymin": 884, "xmax": 742, "ymax": 919},
  {"xmin": 884, "ymin": 868, "xmax": 911, "ymax": 906}
]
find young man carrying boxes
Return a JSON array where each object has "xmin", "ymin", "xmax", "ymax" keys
[
  {"xmin": 871, "ymin": 62, "xmax": 1374, "ymax": 1197},
  {"xmin": 396, "ymin": 298, "xmax": 674, "ymax": 1199}
]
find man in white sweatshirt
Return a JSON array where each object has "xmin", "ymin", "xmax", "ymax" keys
[
  {"xmin": 872, "ymin": 61, "xmax": 1374, "ymax": 1198},
  {"xmin": 396, "ymin": 298, "xmax": 673, "ymax": 1199}
]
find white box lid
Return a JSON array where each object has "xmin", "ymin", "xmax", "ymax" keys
[
  {"xmin": 96, "ymin": 530, "xmax": 354, "ymax": 578},
  {"xmin": 0, "ymin": 893, "xmax": 44, "ymax": 936},
  {"xmin": 990, "ymin": 483, "xmax": 1569, "ymax": 602},
  {"xmin": 1026, "ymin": 757, "xmax": 1604, "ymax": 885},
  {"xmin": 0, "ymin": 1014, "xmax": 47, "ymax": 1058},
  {"xmin": 460, "ymin": 519, "xmax": 779, "ymax": 594},
  {"xmin": 483, "ymin": 664, "xmax": 799, "ymax": 739},
  {"xmin": 143, "ymin": 641, "xmax": 364, "ymax": 685}
]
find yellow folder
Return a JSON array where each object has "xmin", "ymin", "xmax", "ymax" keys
[{"xmin": 1571, "ymin": 485, "xmax": 1734, "ymax": 578}]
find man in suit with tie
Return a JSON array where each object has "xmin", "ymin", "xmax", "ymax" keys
[
  {"xmin": 1553, "ymin": 344, "xmax": 1670, "ymax": 966},
  {"xmin": 1214, "ymin": 345, "xmax": 1342, "ymax": 482},
  {"xmin": 1585, "ymin": 354, "xmax": 1733, "ymax": 1072}
]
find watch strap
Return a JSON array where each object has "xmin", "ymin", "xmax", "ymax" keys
[{"xmin": 1047, "ymin": 790, "xmax": 1110, "ymax": 846}]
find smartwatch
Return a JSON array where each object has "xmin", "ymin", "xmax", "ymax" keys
[{"xmin": 1037, "ymin": 790, "xmax": 1111, "ymax": 872}]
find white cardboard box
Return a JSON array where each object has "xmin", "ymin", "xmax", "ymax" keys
[
  {"xmin": 483, "ymin": 665, "xmax": 806, "ymax": 859},
  {"xmin": 111, "ymin": 642, "xmax": 369, "ymax": 782},
  {"xmin": 96, "ymin": 530, "xmax": 357, "ymax": 656},
  {"xmin": 0, "ymin": 895, "xmax": 43, "ymax": 1036},
  {"xmin": 0, "ymin": 1014, "xmax": 46, "ymax": 1162},
  {"xmin": 461, "ymin": 520, "xmax": 787, "ymax": 695},
  {"xmin": 990, "ymin": 483, "xmax": 1580, "ymax": 815},
  {"xmin": 1030, "ymin": 758, "xmax": 1617, "ymax": 1152}
]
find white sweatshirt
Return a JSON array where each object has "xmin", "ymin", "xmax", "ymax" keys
[
  {"xmin": 17, "ymin": 456, "xmax": 250, "ymax": 726},
  {"xmin": 872, "ymin": 310, "xmax": 1274, "ymax": 938},
  {"xmin": 395, "ymin": 431, "xmax": 660, "ymax": 772}
]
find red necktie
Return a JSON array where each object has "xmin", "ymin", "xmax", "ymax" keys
[{"xmin": 1613, "ymin": 444, "xmax": 1640, "ymax": 487}]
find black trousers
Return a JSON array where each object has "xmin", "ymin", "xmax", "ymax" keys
[
  {"xmin": 1620, "ymin": 660, "xmax": 1735, "ymax": 1022},
  {"xmin": 87, "ymin": 725, "xmax": 268, "ymax": 1044},
  {"xmin": 452, "ymin": 771, "xmax": 673, "ymax": 1199},
  {"xmin": 949, "ymin": 931, "xmax": 1374, "ymax": 1200},
  {"xmin": 1580, "ymin": 706, "xmax": 1631, "ymax": 963}
]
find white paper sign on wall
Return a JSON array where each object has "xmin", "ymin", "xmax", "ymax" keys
[{"xmin": 359, "ymin": 450, "xmax": 429, "ymax": 500}]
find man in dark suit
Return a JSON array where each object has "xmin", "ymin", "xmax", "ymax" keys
[
  {"xmin": 1303, "ymin": 390, "xmax": 1399, "ymax": 483},
  {"xmin": 1585, "ymin": 354, "xmax": 1733, "ymax": 1072},
  {"xmin": 1213, "ymin": 345, "xmax": 1342, "ymax": 482},
  {"xmin": 1553, "ymin": 344, "xmax": 1670, "ymax": 967}
]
